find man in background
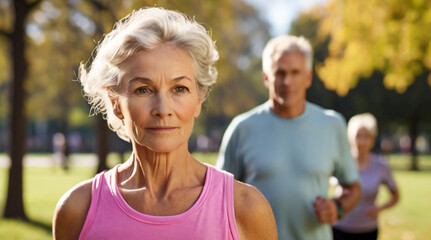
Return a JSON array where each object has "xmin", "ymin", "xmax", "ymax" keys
[{"xmin": 217, "ymin": 35, "xmax": 361, "ymax": 239}]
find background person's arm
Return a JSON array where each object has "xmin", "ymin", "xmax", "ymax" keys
[
  {"xmin": 216, "ymin": 118, "xmax": 245, "ymax": 181},
  {"xmin": 313, "ymin": 181, "xmax": 361, "ymax": 224},
  {"xmin": 367, "ymin": 188, "xmax": 399, "ymax": 218}
]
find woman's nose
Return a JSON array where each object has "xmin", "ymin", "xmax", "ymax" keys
[{"xmin": 151, "ymin": 92, "xmax": 173, "ymax": 118}]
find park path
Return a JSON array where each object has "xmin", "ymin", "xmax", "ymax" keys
[{"xmin": 0, "ymin": 154, "xmax": 98, "ymax": 168}]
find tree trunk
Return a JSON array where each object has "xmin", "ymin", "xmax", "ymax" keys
[
  {"xmin": 96, "ymin": 115, "xmax": 109, "ymax": 173},
  {"xmin": 4, "ymin": 0, "xmax": 28, "ymax": 220},
  {"xmin": 409, "ymin": 113, "xmax": 419, "ymax": 171}
]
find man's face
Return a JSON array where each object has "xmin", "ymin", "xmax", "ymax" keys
[{"xmin": 264, "ymin": 50, "xmax": 312, "ymax": 114}]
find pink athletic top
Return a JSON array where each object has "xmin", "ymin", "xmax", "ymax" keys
[{"xmin": 78, "ymin": 164, "xmax": 240, "ymax": 240}]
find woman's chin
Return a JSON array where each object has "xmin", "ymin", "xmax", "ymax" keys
[{"xmin": 135, "ymin": 140, "xmax": 186, "ymax": 154}]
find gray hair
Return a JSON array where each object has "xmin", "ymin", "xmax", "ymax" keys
[
  {"xmin": 347, "ymin": 113, "xmax": 378, "ymax": 144},
  {"xmin": 79, "ymin": 7, "xmax": 219, "ymax": 141},
  {"xmin": 262, "ymin": 35, "xmax": 313, "ymax": 74}
]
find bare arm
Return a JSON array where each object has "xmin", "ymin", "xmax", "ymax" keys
[
  {"xmin": 368, "ymin": 188, "xmax": 399, "ymax": 218},
  {"xmin": 234, "ymin": 181, "xmax": 277, "ymax": 240},
  {"xmin": 314, "ymin": 181, "xmax": 361, "ymax": 224},
  {"xmin": 53, "ymin": 179, "xmax": 93, "ymax": 240}
]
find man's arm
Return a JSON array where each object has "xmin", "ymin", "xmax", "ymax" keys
[
  {"xmin": 313, "ymin": 181, "xmax": 361, "ymax": 224},
  {"xmin": 216, "ymin": 119, "xmax": 244, "ymax": 181},
  {"xmin": 313, "ymin": 113, "xmax": 362, "ymax": 223}
]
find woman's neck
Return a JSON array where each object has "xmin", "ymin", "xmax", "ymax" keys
[
  {"xmin": 119, "ymin": 143, "xmax": 204, "ymax": 199},
  {"xmin": 356, "ymin": 151, "xmax": 371, "ymax": 170}
]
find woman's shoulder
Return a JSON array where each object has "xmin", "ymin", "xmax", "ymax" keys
[
  {"xmin": 55, "ymin": 178, "xmax": 93, "ymax": 212},
  {"xmin": 371, "ymin": 154, "xmax": 390, "ymax": 167},
  {"xmin": 53, "ymin": 178, "xmax": 94, "ymax": 240},
  {"xmin": 233, "ymin": 181, "xmax": 277, "ymax": 240}
]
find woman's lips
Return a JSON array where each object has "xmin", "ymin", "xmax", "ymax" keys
[{"xmin": 145, "ymin": 127, "xmax": 177, "ymax": 132}]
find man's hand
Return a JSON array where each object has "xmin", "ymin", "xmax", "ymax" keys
[{"xmin": 313, "ymin": 196, "xmax": 338, "ymax": 224}]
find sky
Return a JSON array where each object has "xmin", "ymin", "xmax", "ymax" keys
[{"xmin": 245, "ymin": 0, "xmax": 330, "ymax": 36}]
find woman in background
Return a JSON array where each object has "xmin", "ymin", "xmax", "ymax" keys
[{"xmin": 332, "ymin": 113, "xmax": 399, "ymax": 240}]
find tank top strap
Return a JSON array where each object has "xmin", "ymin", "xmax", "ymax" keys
[
  {"xmin": 78, "ymin": 169, "xmax": 108, "ymax": 240},
  {"xmin": 207, "ymin": 165, "xmax": 239, "ymax": 239},
  {"xmin": 225, "ymin": 169, "xmax": 240, "ymax": 239}
]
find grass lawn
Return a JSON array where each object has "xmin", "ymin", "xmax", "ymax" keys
[
  {"xmin": 0, "ymin": 152, "xmax": 430, "ymax": 239},
  {"xmin": 377, "ymin": 170, "xmax": 431, "ymax": 240}
]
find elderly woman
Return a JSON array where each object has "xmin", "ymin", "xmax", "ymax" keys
[
  {"xmin": 332, "ymin": 113, "xmax": 399, "ymax": 240},
  {"xmin": 53, "ymin": 7, "xmax": 277, "ymax": 240}
]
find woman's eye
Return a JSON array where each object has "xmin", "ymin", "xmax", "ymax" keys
[
  {"xmin": 174, "ymin": 86, "xmax": 189, "ymax": 93},
  {"xmin": 135, "ymin": 87, "xmax": 151, "ymax": 94}
]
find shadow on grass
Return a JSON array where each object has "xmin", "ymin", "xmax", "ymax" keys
[
  {"xmin": 0, "ymin": 216, "xmax": 52, "ymax": 236},
  {"xmin": 28, "ymin": 218, "xmax": 52, "ymax": 235}
]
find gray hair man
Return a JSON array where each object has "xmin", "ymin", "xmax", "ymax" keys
[{"xmin": 217, "ymin": 35, "xmax": 362, "ymax": 240}]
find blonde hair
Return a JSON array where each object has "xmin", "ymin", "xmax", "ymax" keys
[
  {"xmin": 79, "ymin": 7, "xmax": 219, "ymax": 141},
  {"xmin": 262, "ymin": 35, "xmax": 313, "ymax": 74},
  {"xmin": 347, "ymin": 113, "xmax": 378, "ymax": 144}
]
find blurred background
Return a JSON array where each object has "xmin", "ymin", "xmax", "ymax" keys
[{"xmin": 0, "ymin": 0, "xmax": 430, "ymax": 239}]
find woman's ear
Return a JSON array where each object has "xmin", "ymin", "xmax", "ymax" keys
[
  {"xmin": 107, "ymin": 87, "xmax": 124, "ymax": 120},
  {"xmin": 194, "ymin": 98, "xmax": 204, "ymax": 118}
]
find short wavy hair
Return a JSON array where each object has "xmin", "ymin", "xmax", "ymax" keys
[
  {"xmin": 262, "ymin": 35, "xmax": 313, "ymax": 74},
  {"xmin": 79, "ymin": 7, "xmax": 219, "ymax": 141},
  {"xmin": 347, "ymin": 113, "xmax": 378, "ymax": 144}
]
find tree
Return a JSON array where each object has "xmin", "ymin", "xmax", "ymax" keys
[
  {"xmin": 317, "ymin": 0, "xmax": 431, "ymax": 96},
  {"xmin": 291, "ymin": 5, "xmax": 431, "ymax": 170},
  {"xmin": 1, "ymin": 0, "xmax": 43, "ymax": 220},
  {"xmin": 25, "ymin": 0, "xmax": 94, "ymax": 152},
  {"xmin": 318, "ymin": 0, "xmax": 431, "ymax": 170}
]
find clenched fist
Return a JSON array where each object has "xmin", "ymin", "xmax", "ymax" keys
[{"xmin": 313, "ymin": 196, "xmax": 338, "ymax": 224}]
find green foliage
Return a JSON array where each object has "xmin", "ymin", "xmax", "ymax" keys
[
  {"xmin": 24, "ymin": 0, "xmax": 106, "ymax": 123},
  {"xmin": 290, "ymin": 5, "xmax": 431, "ymax": 145},
  {"xmin": 318, "ymin": 0, "xmax": 431, "ymax": 96},
  {"xmin": 68, "ymin": 107, "xmax": 92, "ymax": 127}
]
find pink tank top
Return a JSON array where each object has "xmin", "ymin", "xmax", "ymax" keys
[{"xmin": 78, "ymin": 164, "xmax": 240, "ymax": 240}]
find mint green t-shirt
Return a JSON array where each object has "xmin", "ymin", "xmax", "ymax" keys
[{"xmin": 217, "ymin": 101, "xmax": 359, "ymax": 240}]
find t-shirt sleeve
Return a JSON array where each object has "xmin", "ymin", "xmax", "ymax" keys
[
  {"xmin": 332, "ymin": 114, "xmax": 360, "ymax": 185},
  {"xmin": 216, "ymin": 118, "xmax": 245, "ymax": 181},
  {"xmin": 379, "ymin": 157, "xmax": 398, "ymax": 191}
]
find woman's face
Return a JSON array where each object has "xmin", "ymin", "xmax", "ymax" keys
[
  {"xmin": 354, "ymin": 127, "xmax": 375, "ymax": 155},
  {"xmin": 113, "ymin": 44, "xmax": 202, "ymax": 153}
]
